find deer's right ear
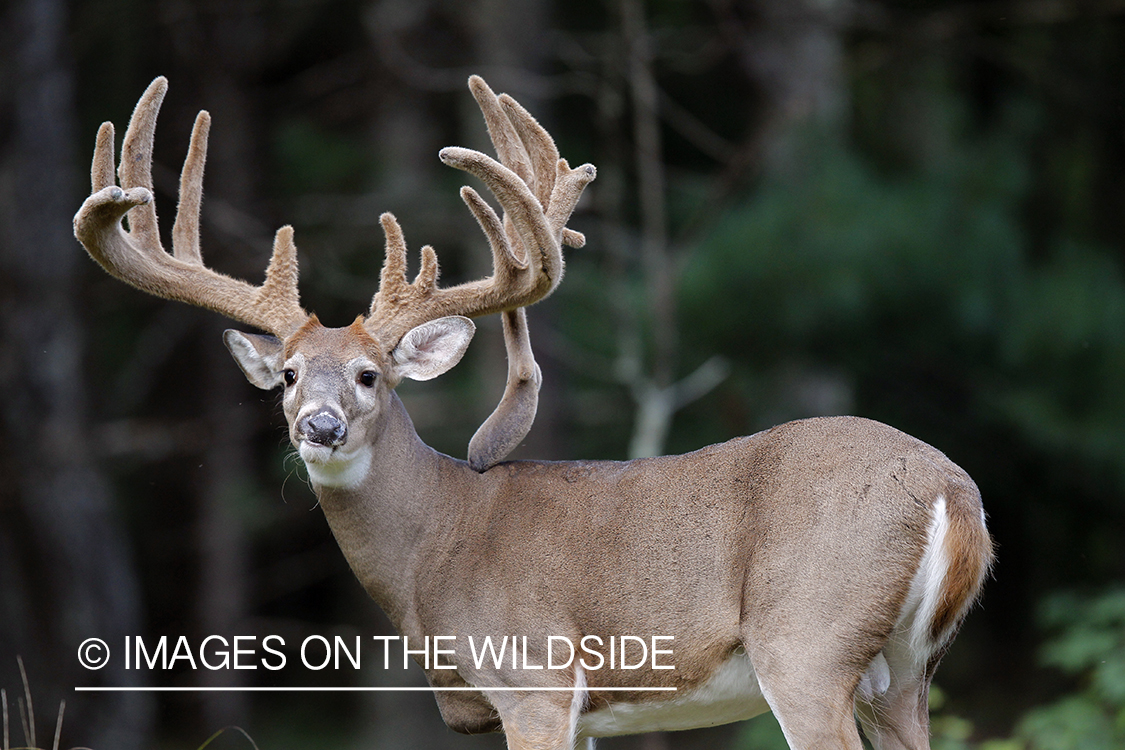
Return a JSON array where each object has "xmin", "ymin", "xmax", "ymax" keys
[{"xmin": 223, "ymin": 330, "xmax": 285, "ymax": 390}]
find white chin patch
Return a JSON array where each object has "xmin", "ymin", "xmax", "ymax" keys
[{"xmin": 299, "ymin": 443, "xmax": 371, "ymax": 489}]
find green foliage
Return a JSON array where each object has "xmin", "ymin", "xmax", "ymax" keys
[
  {"xmin": 1038, "ymin": 590, "xmax": 1125, "ymax": 682},
  {"xmin": 1012, "ymin": 589, "xmax": 1125, "ymax": 750},
  {"xmin": 734, "ymin": 711, "xmax": 789, "ymax": 750},
  {"xmin": 911, "ymin": 588, "xmax": 1125, "ymax": 750},
  {"xmin": 929, "ymin": 685, "xmax": 979, "ymax": 750},
  {"xmin": 680, "ymin": 115, "xmax": 1028, "ymax": 388},
  {"xmin": 1016, "ymin": 697, "xmax": 1120, "ymax": 750}
]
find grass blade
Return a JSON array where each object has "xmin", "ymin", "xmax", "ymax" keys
[
  {"xmin": 196, "ymin": 726, "xmax": 261, "ymax": 750},
  {"xmin": 16, "ymin": 658, "xmax": 33, "ymax": 749},
  {"xmin": 51, "ymin": 700, "xmax": 64, "ymax": 750}
]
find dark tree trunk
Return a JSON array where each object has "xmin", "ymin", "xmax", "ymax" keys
[{"xmin": 0, "ymin": 0, "xmax": 153, "ymax": 747}]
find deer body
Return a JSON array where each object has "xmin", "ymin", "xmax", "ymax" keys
[
  {"xmin": 319, "ymin": 391, "xmax": 983, "ymax": 740},
  {"xmin": 75, "ymin": 77, "xmax": 993, "ymax": 749}
]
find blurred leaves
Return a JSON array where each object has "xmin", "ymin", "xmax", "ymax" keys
[
  {"xmin": 1021, "ymin": 589, "xmax": 1125, "ymax": 748},
  {"xmin": 1016, "ymin": 696, "xmax": 1123, "ymax": 750},
  {"xmin": 734, "ymin": 711, "xmax": 788, "ymax": 750},
  {"xmin": 923, "ymin": 588, "xmax": 1125, "ymax": 749},
  {"xmin": 682, "ymin": 128, "xmax": 1025, "ymax": 355}
]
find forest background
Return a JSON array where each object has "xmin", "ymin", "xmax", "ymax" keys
[{"xmin": 2, "ymin": 0, "xmax": 1124, "ymax": 749}]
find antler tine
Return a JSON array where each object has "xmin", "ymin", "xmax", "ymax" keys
[
  {"xmin": 473, "ymin": 78, "xmax": 592, "ymax": 254},
  {"xmin": 468, "ymin": 76, "xmax": 536, "ymax": 196},
  {"xmin": 460, "ymin": 185, "xmax": 526, "ymax": 274},
  {"xmin": 372, "ymin": 213, "xmax": 440, "ymax": 304},
  {"xmin": 494, "ymin": 90, "xmax": 558, "ymax": 208},
  {"xmin": 74, "ymin": 77, "xmax": 309, "ymax": 339},
  {"xmin": 117, "ymin": 77, "xmax": 165, "ymax": 253},
  {"xmin": 467, "ymin": 307, "xmax": 542, "ymax": 471},
  {"xmin": 171, "ymin": 111, "xmax": 210, "ymax": 265},
  {"xmin": 365, "ymin": 146, "xmax": 594, "ymax": 346},
  {"xmin": 91, "ymin": 121, "xmax": 116, "ymax": 193},
  {"xmin": 548, "ymin": 158, "xmax": 594, "ymax": 249},
  {"xmin": 439, "ymin": 144, "xmax": 563, "ymax": 295}
]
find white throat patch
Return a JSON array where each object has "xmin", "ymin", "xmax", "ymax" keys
[{"xmin": 300, "ymin": 443, "xmax": 372, "ymax": 489}]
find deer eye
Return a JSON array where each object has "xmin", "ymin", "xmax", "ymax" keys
[
  {"xmin": 359, "ymin": 370, "xmax": 377, "ymax": 388},
  {"xmin": 283, "ymin": 369, "xmax": 297, "ymax": 387}
]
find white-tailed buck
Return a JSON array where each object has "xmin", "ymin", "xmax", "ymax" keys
[{"xmin": 74, "ymin": 77, "xmax": 993, "ymax": 750}]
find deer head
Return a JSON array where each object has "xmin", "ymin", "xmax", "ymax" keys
[{"xmin": 73, "ymin": 76, "xmax": 595, "ymax": 478}]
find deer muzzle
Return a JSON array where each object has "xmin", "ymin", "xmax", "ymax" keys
[{"xmin": 298, "ymin": 409, "xmax": 348, "ymax": 448}]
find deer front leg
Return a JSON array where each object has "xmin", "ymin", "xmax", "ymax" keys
[
  {"xmin": 467, "ymin": 308, "xmax": 542, "ymax": 471},
  {"xmin": 487, "ymin": 688, "xmax": 583, "ymax": 750}
]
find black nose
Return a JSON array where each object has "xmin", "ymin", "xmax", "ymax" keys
[{"xmin": 300, "ymin": 410, "xmax": 347, "ymax": 446}]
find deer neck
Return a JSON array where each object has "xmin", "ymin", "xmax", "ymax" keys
[{"xmin": 310, "ymin": 391, "xmax": 471, "ymax": 631}]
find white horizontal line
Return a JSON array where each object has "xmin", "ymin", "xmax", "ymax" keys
[{"xmin": 75, "ymin": 686, "xmax": 677, "ymax": 693}]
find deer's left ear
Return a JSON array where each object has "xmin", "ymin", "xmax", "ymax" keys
[
  {"xmin": 392, "ymin": 316, "xmax": 475, "ymax": 382},
  {"xmin": 224, "ymin": 329, "xmax": 285, "ymax": 390}
]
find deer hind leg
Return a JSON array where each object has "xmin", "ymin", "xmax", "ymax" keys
[
  {"xmin": 854, "ymin": 624, "xmax": 939, "ymax": 750},
  {"xmin": 856, "ymin": 683, "xmax": 931, "ymax": 750},
  {"xmin": 746, "ymin": 639, "xmax": 867, "ymax": 750},
  {"xmin": 854, "ymin": 647, "xmax": 933, "ymax": 750},
  {"xmin": 758, "ymin": 677, "xmax": 865, "ymax": 750}
]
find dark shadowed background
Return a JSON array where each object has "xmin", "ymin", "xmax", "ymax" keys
[{"xmin": 2, "ymin": 1, "xmax": 1124, "ymax": 748}]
